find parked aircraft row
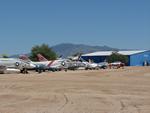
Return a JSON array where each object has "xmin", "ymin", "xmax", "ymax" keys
[{"xmin": 0, "ymin": 54, "xmax": 124, "ymax": 74}]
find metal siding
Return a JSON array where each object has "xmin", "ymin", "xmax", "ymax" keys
[
  {"xmin": 130, "ymin": 51, "xmax": 150, "ymax": 66},
  {"xmin": 81, "ymin": 56, "xmax": 107, "ymax": 63},
  {"xmin": 82, "ymin": 50, "xmax": 150, "ymax": 66},
  {"xmin": 127, "ymin": 56, "xmax": 130, "ymax": 66}
]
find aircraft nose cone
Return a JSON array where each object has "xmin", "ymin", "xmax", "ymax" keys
[{"xmin": 30, "ymin": 63, "xmax": 36, "ymax": 68}]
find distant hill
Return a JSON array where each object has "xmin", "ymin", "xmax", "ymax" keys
[
  {"xmin": 51, "ymin": 43, "xmax": 119, "ymax": 58},
  {"xmin": 10, "ymin": 43, "xmax": 119, "ymax": 58},
  {"xmin": 10, "ymin": 53, "xmax": 31, "ymax": 58}
]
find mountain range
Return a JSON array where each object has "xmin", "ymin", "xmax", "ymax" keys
[
  {"xmin": 11, "ymin": 43, "xmax": 119, "ymax": 58},
  {"xmin": 51, "ymin": 43, "xmax": 118, "ymax": 58}
]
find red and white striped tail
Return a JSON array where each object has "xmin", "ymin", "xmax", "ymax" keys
[
  {"xmin": 47, "ymin": 60, "xmax": 55, "ymax": 67},
  {"xmin": 37, "ymin": 54, "xmax": 48, "ymax": 61},
  {"xmin": 19, "ymin": 55, "xmax": 30, "ymax": 61}
]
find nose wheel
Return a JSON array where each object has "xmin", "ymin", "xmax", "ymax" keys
[{"xmin": 20, "ymin": 68, "xmax": 28, "ymax": 74}]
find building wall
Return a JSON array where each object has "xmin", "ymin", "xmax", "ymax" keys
[
  {"xmin": 81, "ymin": 56, "xmax": 108, "ymax": 63},
  {"xmin": 127, "ymin": 56, "xmax": 130, "ymax": 66},
  {"xmin": 129, "ymin": 51, "xmax": 150, "ymax": 66},
  {"xmin": 82, "ymin": 50, "xmax": 150, "ymax": 66}
]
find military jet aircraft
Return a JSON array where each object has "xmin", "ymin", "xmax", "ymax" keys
[{"xmin": 0, "ymin": 58, "xmax": 36, "ymax": 74}]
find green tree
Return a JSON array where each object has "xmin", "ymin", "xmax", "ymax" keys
[
  {"xmin": 29, "ymin": 44, "xmax": 57, "ymax": 61},
  {"xmin": 107, "ymin": 52, "xmax": 128, "ymax": 65}
]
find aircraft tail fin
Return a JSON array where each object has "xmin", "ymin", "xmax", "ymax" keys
[
  {"xmin": 37, "ymin": 54, "xmax": 48, "ymax": 61},
  {"xmin": 19, "ymin": 55, "xmax": 31, "ymax": 62}
]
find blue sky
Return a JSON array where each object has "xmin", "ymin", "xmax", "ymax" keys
[{"xmin": 0, "ymin": 0, "xmax": 149, "ymax": 55}]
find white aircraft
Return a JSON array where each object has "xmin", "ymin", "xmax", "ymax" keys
[
  {"xmin": 82, "ymin": 61, "xmax": 99, "ymax": 70},
  {"xmin": 37, "ymin": 54, "xmax": 87, "ymax": 71},
  {"xmin": 19, "ymin": 54, "xmax": 64, "ymax": 72},
  {"xmin": 67, "ymin": 55, "xmax": 99, "ymax": 70},
  {"xmin": 37, "ymin": 54, "xmax": 65, "ymax": 71},
  {"xmin": 0, "ymin": 58, "xmax": 36, "ymax": 74},
  {"xmin": 19, "ymin": 55, "xmax": 48, "ymax": 72},
  {"xmin": 78, "ymin": 57, "xmax": 99, "ymax": 70}
]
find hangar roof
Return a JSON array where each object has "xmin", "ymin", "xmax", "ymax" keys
[{"xmin": 82, "ymin": 50, "xmax": 148, "ymax": 56}]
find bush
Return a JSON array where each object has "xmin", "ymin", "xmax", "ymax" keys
[
  {"xmin": 107, "ymin": 52, "xmax": 128, "ymax": 65},
  {"xmin": 29, "ymin": 44, "xmax": 57, "ymax": 61}
]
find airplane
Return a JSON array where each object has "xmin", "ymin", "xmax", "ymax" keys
[
  {"xmin": 98, "ymin": 62, "xmax": 108, "ymax": 69},
  {"xmin": 75, "ymin": 57, "xmax": 99, "ymax": 70},
  {"xmin": 0, "ymin": 58, "xmax": 36, "ymax": 74},
  {"xmin": 82, "ymin": 61, "xmax": 99, "ymax": 70},
  {"xmin": 37, "ymin": 54, "xmax": 66, "ymax": 71},
  {"xmin": 20, "ymin": 54, "xmax": 65, "ymax": 72},
  {"xmin": 37, "ymin": 54, "xmax": 89, "ymax": 71},
  {"xmin": 67, "ymin": 55, "xmax": 99, "ymax": 70},
  {"xmin": 38, "ymin": 54, "xmax": 87, "ymax": 71},
  {"xmin": 19, "ymin": 55, "xmax": 50, "ymax": 73}
]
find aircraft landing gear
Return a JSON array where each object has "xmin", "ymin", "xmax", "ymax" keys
[{"xmin": 21, "ymin": 68, "xmax": 28, "ymax": 74}]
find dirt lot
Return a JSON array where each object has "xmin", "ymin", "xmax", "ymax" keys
[{"xmin": 0, "ymin": 67, "xmax": 150, "ymax": 113}]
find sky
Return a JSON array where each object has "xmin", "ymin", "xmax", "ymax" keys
[{"xmin": 0, "ymin": 0, "xmax": 150, "ymax": 55}]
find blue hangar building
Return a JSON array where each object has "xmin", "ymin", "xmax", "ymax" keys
[{"xmin": 81, "ymin": 50, "xmax": 150, "ymax": 66}]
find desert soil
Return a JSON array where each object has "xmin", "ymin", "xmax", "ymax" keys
[{"xmin": 0, "ymin": 67, "xmax": 150, "ymax": 113}]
